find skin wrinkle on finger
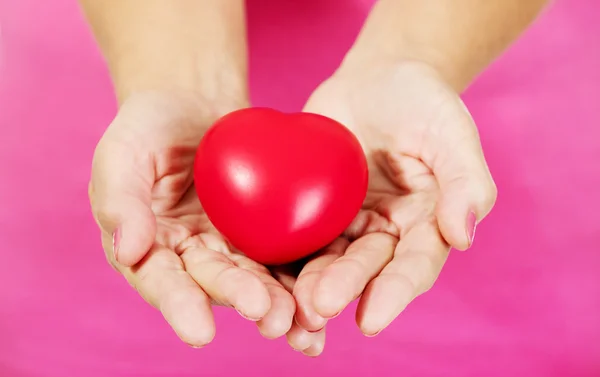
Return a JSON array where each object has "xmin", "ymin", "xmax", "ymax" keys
[
  {"xmin": 180, "ymin": 247, "xmax": 271, "ymax": 320},
  {"xmin": 173, "ymin": 232, "xmax": 231, "ymax": 256},
  {"xmin": 228, "ymin": 253, "xmax": 273, "ymax": 276},
  {"xmin": 343, "ymin": 209, "xmax": 399, "ymax": 240}
]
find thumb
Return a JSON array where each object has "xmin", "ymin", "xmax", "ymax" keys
[
  {"xmin": 89, "ymin": 137, "xmax": 157, "ymax": 267},
  {"xmin": 429, "ymin": 104, "xmax": 498, "ymax": 251}
]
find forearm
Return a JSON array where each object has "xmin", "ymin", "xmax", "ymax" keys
[
  {"xmin": 343, "ymin": 0, "xmax": 549, "ymax": 92},
  {"xmin": 79, "ymin": 0, "xmax": 248, "ymax": 104}
]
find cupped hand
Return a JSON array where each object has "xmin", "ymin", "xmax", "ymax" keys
[
  {"xmin": 89, "ymin": 91, "xmax": 295, "ymax": 347},
  {"xmin": 292, "ymin": 61, "xmax": 497, "ymax": 340}
]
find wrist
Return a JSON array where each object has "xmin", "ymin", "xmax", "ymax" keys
[
  {"xmin": 338, "ymin": 0, "xmax": 472, "ymax": 93},
  {"xmin": 110, "ymin": 51, "xmax": 248, "ymax": 108},
  {"xmin": 336, "ymin": 47, "xmax": 455, "ymax": 93},
  {"xmin": 341, "ymin": 41, "xmax": 468, "ymax": 95},
  {"xmin": 82, "ymin": 0, "xmax": 249, "ymax": 106}
]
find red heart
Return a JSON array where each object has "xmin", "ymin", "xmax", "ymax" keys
[{"xmin": 194, "ymin": 108, "xmax": 368, "ymax": 265}]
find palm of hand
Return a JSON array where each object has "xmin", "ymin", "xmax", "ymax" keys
[
  {"xmin": 92, "ymin": 93, "xmax": 295, "ymax": 347},
  {"xmin": 292, "ymin": 62, "xmax": 486, "ymax": 336}
]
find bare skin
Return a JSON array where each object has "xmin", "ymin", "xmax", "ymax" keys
[{"xmin": 82, "ymin": 0, "xmax": 549, "ymax": 356}]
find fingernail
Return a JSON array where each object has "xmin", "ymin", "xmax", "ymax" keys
[
  {"xmin": 306, "ymin": 326, "xmax": 325, "ymax": 334},
  {"xmin": 364, "ymin": 330, "xmax": 381, "ymax": 338},
  {"xmin": 237, "ymin": 310, "xmax": 260, "ymax": 321},
  {"xmin": 466, "ymin": 211, "xmax": 477, "ymax": 248},
  {"xmin": 112, "ymin": 227, "xmax": 121, "ymax": 261},
  {"xmin": 327, "ymin": 310, "xmax": 342, "ymax": 319},
  {"xmin": 187, "ymin": 344, "xmax": 205, "ymax": 349}
]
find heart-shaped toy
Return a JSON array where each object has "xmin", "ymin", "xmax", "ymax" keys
[{"xmin": 194, "ymin": 108, "xmax": 368, "ymax": 265}]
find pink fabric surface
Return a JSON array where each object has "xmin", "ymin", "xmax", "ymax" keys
[{"xmin": 0, "ymin": 0, "xmax": 599, "ymax": 376}]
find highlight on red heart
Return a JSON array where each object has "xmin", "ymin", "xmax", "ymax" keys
[{"xmin": 193, "ymin": 107, "xmax": 369, "ymax": 265}]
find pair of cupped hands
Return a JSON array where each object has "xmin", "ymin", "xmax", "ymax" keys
[{"xmin": 89, "ymin": 60, "xmax": 497, "ymax": 356}]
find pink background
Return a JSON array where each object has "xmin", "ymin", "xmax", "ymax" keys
[{"xmin": 1, "ymin": 0, "xmax": 599, "ymax": 376}]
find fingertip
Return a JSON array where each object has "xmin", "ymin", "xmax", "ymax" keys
[
  {"xmin": 295, "ymin": 311, "xmax": 327, "ymax": 333},
  {"xmin": 294, "ymin": 283, "xmax": 327, "ymax": 332},
  {"xmin": 357, "ymin": 304, "xmax": 384, "ymax": 338},
  {"xmin": 257, "ymin": 314, "xmax": 293, "ymax": 339},
  {"xmin": 111, "ymin": 209, "xmax": 157, "ymax": 267},
  {"xmin": 232, "ymin": 271, "xmax": 272, "ymax": 320},
  {"xmin": 360, "ymin": 327, "xmax": 382, "ymax": 338},
  {"xmin": 436, "ymin": 200, "xmax": 472, "ymax": 251},
  {"xmin": 286, "ymin": 321, "xmax": 315, "ymax": 351},
  {"xmin": 301, "ymin": 327, "xmax": 326, "ymax": 357},
  {"xmin": 180, "ymin": 327, "xmax": 216, "ymax": 349},
  {"xmin": 161, "ymin": 291, "xmax": 216, "ymax": 348},
  {"xmin": 302, "ymin": 340, "xmax": 325, "ymax": 357},
  {"xmin": 436, "ymin": 173, "xmax": 496, "ymax": 251},
  {"xmin": 355, "ymin": 276, "xmax": 408, "ymax": 337},
  {"xmin": 256, "ymin": 289, "xmax": 295, "ymax": 339},
  {"xmin": 313, "ymin": 275, "xmax": 348, "ymax": 319}
]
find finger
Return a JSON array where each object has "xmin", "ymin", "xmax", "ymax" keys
[
  {"xmin": 356, "ymin": 220, "xmax": 449, "ymax": 336},
  {"xmin": 236, "ymin": 259, "xmax": 295, "ymax": 339},
  {"xmin": 286, "ymin": 319, "xmax": 326, "ymax": 357},
  {"xmin": 293, "ymin": 238, "xmax": 348, "ymax": 331},
  {"xmin": 255, "ymin": 278, "xmax": 296, "ymax": 339},
  {"xmin": 180, "ymin": 244, "xmax": 271, "ymax": 321},
  {"xmin": 313, "ymin": 234, "xmax": 395, "ymax": 318},
  {"xmin": 424, "ymin": 98, "xmax": 497, "ymax": 250},
  {"xmin": 301, "ymin": 328, "xmax": 326, "ymax": 357},
  {"xmin": 118, "ymin": 244, "xmax": 215, "ymax": 347},
  {"xmin": 90, "ymin": 132, "xmax": 156, "ymax": 267},
  {"xmin": 230, "ymin": 253, "xmax": 296, "ymax": 339}
]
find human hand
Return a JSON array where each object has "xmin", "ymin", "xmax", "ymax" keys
[
  {"xmin": 89, "ymin": 91, "xmax": 296, "ymax": 346},
  {"xmin": 291, "ymin": 60, "xmax": 497, "ymax": 341}
]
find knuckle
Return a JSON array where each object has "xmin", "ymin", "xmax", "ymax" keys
[
  {"xmin": 159, "ymin": 288, "xmax": 192, "ymax": 312},
  {"xmin": 420, "ymin": 278, "xmax": 436, "ymax": 294},
  {"xmin": 488, "ymin": 179, "xmax": 499, "ymax": 205},
  {"xmin": 216, "ymin": 265, "xmax": 252, "ymax": 288},
  {"xmin": 385, "ymin": 272, "xmax": 418, "ymax": 299},
  {"xmin": 87, "ymin": 181, "xmax": 95, "ymax": 202},
  {"xmin": 94, "ymin": 205, "xmax": 116, "ymax": 233},
  {"xmin": 292, "ymin": 272, "xmax": 317, "ymax": 296},
  {"xmin": 336, "ymin": 258, "xmax": 368, "ymax": 286},
  {"xmin": 478, "ymin": 176, "xmax": 498, "ymax": 215}
]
